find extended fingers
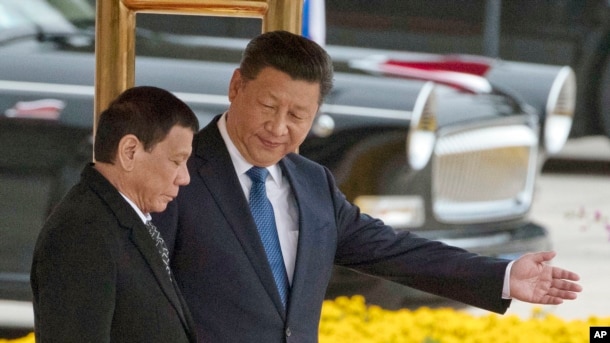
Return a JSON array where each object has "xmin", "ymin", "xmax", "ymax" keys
[
  {"xmin": 546, "ymin": 278, "xmax": 582, "ymax": 301},
  {"xmin": 553, "ymin": 278, "xmax": 583, "ymax": 294},
  {"xmin": 552, "ymin": 267, "xmax": 580, "ymax": 282}
]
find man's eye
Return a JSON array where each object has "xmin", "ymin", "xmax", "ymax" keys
[{"xmin": 290, "ymin": 112, "xmax": 304, "ymax": 120}]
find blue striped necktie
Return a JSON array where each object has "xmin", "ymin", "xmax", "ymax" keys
[{"xmin": 246, "ymin": 166, "xmax": 290, "ymax": 307}]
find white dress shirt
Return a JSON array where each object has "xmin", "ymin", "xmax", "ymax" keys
[
  {"xmin": 217, "ymin": 113, "xmax": 299, "ymax": 285},
  {"xmin": 120, "ymin": 192, "xmax": 151, "ymax": 224}
]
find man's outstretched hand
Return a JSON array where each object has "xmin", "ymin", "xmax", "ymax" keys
[{"xmin": 510, "ymin": 251, "xmax": 582, "ymax": 304}]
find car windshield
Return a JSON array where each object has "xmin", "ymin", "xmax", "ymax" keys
[
  {"xmin": 0, "ymin": 0, "xmax": 260, "ymax": 62},
  {"xmin": 0, "ymin": 0, "xmax": 94, "ymax": 39}
]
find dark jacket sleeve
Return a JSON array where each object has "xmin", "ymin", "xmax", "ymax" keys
[{"xmin": 318, "ymin": 160, "xmax": 512, "ymax": 314}]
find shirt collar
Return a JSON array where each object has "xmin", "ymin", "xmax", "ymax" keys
[
  {"xmin": 119, "ymin": 192, "xmax": 151, "ymax": 224},
  {"xmin": 218, "ymin": 112, "xmax": 282, "ymax": 186}
]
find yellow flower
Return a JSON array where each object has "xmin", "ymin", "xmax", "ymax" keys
[
  {"xmin": 4, "ymin": 298, "xmax": 610, "ymax": 343},
  {"xmin": 0, "ymin": 333, "xmax": 35, "ymax": 343},
  {"xmin": 319, "ymin": 296, "xmax": 610, "ymax": 343}
]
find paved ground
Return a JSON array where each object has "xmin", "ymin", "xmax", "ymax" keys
[{"xmin": 467, "ymin": 136, "xmax": 610, "ymax": 320}]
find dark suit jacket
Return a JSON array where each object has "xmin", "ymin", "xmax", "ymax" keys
[
  {"xmin": 31, "ymin": 164, "xmax": 197, "ymax": 343},
  {"xmin": 153, "ymin": 115, "xmax": 511, "ymax": 343}
]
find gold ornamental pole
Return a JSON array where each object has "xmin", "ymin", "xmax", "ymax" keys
[
  {"xmin": 94, "ymin": 0, "xmax": 135, "ymax": 134},
  {"xmin": 263, "ymin": 0, "xmax": 303, "ymax": 33},
  {"xmin": 94, "ymin": 0, "xmax": 303, "ymax": 134}
]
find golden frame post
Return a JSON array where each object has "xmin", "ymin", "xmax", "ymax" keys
[{"xmin": 94, "ymin": 0, "xmax": 304, "ymax": 132}]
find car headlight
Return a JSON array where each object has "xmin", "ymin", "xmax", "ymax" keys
[
  {"xmin": 544, "ymin": 66, "xmax": 576, "ymax": 155},
  {"xmin": 407, "ymin": 81, "xmax": 437, "ymax": 170},
  {"xmin": 354, "ymin": 195, "xmax": 425, "ymax": 229},
  {"xmin": 311, "ymin": 113, "xmax": 335, "ymax": 137}
]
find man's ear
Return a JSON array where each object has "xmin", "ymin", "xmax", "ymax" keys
[
  {"xmin": 116, "ymin": 134, "xmax": 140, "ymax": 171},
  {"xmin": 228, "ymin": 68, "xmax": 242, "ymax": 102}
]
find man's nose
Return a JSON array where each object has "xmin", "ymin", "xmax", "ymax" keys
[
  {"xmin": 266, "ymin": 113, "xmax": 289, "ymax": 136},
  {"xmin": 176, "ymin": 163, "xmax": 191, "ymax": 186}
]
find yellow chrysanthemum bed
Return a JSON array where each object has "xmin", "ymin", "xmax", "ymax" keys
[
  {"xmin": 0, "ymin": 333, "xmax": 34, "ymax": 343},
  {"xmin": 320, "ymin": 296, "xmax": 610, "ymax": 343},
  {"xmin": 3, "ymin": 296, "xmax": 609, "ymax": 343}
]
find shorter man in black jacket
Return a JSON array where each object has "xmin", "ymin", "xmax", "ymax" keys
[{"xmin": 31, "ymin": 86, "xmax": 199, "ymax": 342}]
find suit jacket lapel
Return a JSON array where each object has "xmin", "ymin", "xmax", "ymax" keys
[
  {"xmin": 194, "ymin": 117, "xmax": 287, "ymax": 317},
  {"xmin": 129, "ymin": 224, "xmax": 190, "ymax": 320},
  {"xmin": 278, "ymin": 157, "xmax": 322, "ymax": 309},
  {"xmin": 280, "ymin": 158, "xmax": 336, "ymax": 312}
]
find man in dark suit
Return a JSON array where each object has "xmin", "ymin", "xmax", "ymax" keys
[
  {"xmin": 31, "ymin": 86, "xmax": 199, "ymax": 342},
  {"xmin": 153, "ymin": 31, "xmax": 582, "ymax": 343}
]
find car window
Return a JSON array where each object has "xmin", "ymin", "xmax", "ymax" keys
[
  {"xmin": 0, "ymin": 0, "xmax": 78, "ymax": 33},
  {"xmin": 0, "ymin": 3, "xmax": 28, "ymax": 31},
  {"xmin": 137, "ymin": 13, "xmax": 261, "ymax": 39}
]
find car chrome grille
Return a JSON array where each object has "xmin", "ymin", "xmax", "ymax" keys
[{"xmin": 432, "ymin": 123, "xmax": 539, "ymax": 223}]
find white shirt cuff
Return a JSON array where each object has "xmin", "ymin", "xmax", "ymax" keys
[{"xmin": 502, "ymin": 260, "xmax": 515, "ymax": 299}]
